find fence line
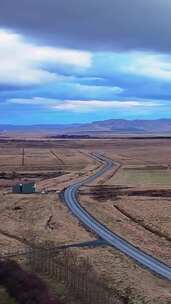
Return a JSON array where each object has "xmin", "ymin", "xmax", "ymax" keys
[{"xmin": 1, "ymin": 246, "xmax": 123, "ymax": 304}]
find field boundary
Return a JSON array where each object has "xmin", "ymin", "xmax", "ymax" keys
[
  {"xmin": 114, "ymin": 205, "xmax": 171, "ymax": 242},
  {"xmin": 1, "ymin": 246, "xmax": 123, "ymax": 304}
]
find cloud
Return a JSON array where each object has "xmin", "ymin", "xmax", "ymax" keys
[
  {"xmin": 8, "ymin": 97, "xmax": 159, "ymax": 112},
  {"xmin": 0, "ymin": 29, "xmax": 92, "ymax": 86},
  {"xmin": 5, "ymin": 82, "xmax": 123, "ymax": 102},
  {"xmin": 123, "ymin": 53, "xmax": 171, "ymax": 81},
  {"xmin": 0, "ymin": 1, "xmax": 171, "ymax": 53},
  {"xmin": 8, "ymin": 97, "xmax": 57, "ymax": 106},
  {"xmin": 53, "ymin": 100, "xmax": 159, "ymax": 112},
  {"xmin": 67, "ymin": 83, "xmax": 123, "ymax": 99}
]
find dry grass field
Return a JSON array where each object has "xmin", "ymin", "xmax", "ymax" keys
[
  {"xmin": 0, "ymin": 192, "xmax": 94, "ymax": 252},
  {"xmin": 0, "ymin": 141, "xmax": 96, "ymax": 252},
  {"xmin": 79, "ymin": 191, "xmax": 171, "ymax": 264},
  {"xmin": 0, "ymin": 138, "xmax": 171, "ymax": 303},
  {"xmin": 0, "ymin": 146, "xmax": 93, "ymax": 171},
  {"xmin": 107, "ymin": 166, "xmax": 171, "ymax": 186}
]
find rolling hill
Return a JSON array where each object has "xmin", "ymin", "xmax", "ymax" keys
[{"xmin": 1, "ymin": 119, "xmax": 171, "ymax": 136}]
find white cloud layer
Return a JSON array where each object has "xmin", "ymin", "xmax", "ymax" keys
[
  {"xmin": 53, "ymin": 99, "xmax": 159, "ymax": 112},
  {"xmin": 8, "ymin": 97, "xmax": 159, "ymax": 112},
  {"xmin": 0, "ymin": 29, "xmax": 92, "ymax": 86},
  {"xmin": 124, "ymin": 53, "xmax": 171, "ymax": 81},
  {"xmin": 1, "ymin": 28, "xmax": 171, "ymax": 89}
]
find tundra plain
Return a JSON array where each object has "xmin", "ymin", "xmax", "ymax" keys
[{"xmin": 0, "ymin": 137, "xmax": 171, "ymax": 303}]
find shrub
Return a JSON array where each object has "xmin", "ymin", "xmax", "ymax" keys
[{"xmin": 0, "ymin": 260, "xmax": 61, "ymax": 304}]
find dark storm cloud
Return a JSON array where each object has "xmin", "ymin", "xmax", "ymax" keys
[{"xmin": 0, "ymin": 0, "xmax": 171, "ymax": 53}]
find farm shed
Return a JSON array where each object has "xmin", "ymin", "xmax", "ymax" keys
[{"xmin": 12, "ymin": 182, "xmax": 36, "ymax": 194}]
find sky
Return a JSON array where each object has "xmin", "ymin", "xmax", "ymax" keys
[{"xmin": 1, "ymin": 0, "xmax": 171, "ymax": 124}]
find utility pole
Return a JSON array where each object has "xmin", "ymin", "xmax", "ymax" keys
[{"xmin": 22, "ymin": 148, "xmax": 25, "ymax": 167}]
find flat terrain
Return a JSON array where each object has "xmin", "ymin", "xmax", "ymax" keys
[
  {"xmin": 107, "ymin": 166, "xmax": 171, "ymax": 186},
  {"xmin": 0, "ymin": 138, "xmax": 171, "ymax": 303},
  {"xmin": 116, "ymin": 196, "xmax": 171, "ymax": 241},
  {"xmin": 0, "ymin": 146, "xmax": 92, "ymax": 171},
  {"xmin": 79, "ymin": 190, "xmax": 171, "ymax": 264}
]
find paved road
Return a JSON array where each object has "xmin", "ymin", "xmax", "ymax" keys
[{"xmin": 64, "ymin": 153, "xmax": 171, "ymax": 281}]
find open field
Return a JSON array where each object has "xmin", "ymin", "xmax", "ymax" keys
[
  {"xmin": 0, "ymin": 146, "xmax": 93, "ymax": 171},
  {"xmin": 79, "ymin": 189, "xmax": 171, "ymax": 264},
  {"xmin": 107, "ymin": 167, "xmax": 171, "ymax": 186},
  {"xmin": 0, "ymin": 143, "xmax": 96, "ymax": 191},
  {"xmin": 75, "ymin": 247, "xmax": 171, "ymax": 304},
  {"xmin": 0, "ymin": 191, "xmax": 170, "ymax": 303},
  {"xmin": 0, "ymin": 138, "xmax": 171, "ymax": 303},
  {"xmin": 0, "ymin": 192, "xmax": 94, "ymax": 252},
  {"xmin": 115, "ymin": 196, "xmax": 171, "ymax": 241}
]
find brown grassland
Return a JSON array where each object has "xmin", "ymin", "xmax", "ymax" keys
[{"xmin": 0, "ymin": 138, "xmax": 171, "ymax": 303}]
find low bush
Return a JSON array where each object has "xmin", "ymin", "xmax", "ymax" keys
[{"xmin": 0, "ymin": 260, "xmax": 61, "ymax": 304}]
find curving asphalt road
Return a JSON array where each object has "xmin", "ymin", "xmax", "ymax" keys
[{"xmin": 64, "ymin": 152, "xmax": 171, "ymax": 281}]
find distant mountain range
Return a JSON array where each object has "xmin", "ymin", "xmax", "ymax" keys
[{"xmin": 1, "ymin": 119, "xmax": 171, "ymax": 135}]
